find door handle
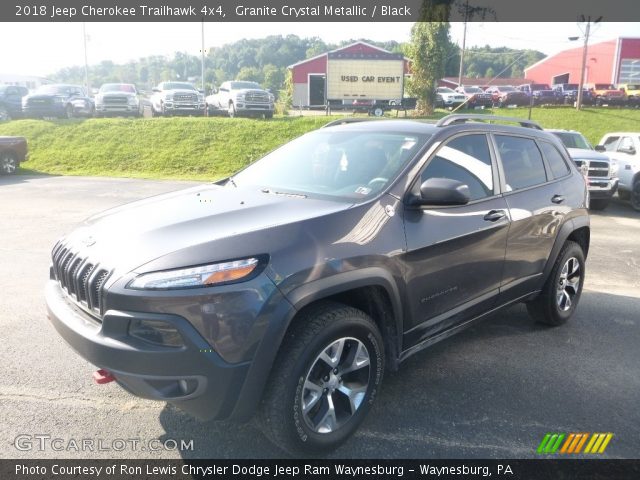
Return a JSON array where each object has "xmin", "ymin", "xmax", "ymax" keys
[
  {"xmin": 484, "ymin": 209, "xmax": 507, "ymax": 222},
  {"xmin": 552, "ymin": 194, "xmax": 565, "ymax": 204}
]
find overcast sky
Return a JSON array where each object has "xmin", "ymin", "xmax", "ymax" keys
[{"xmin": 1, "ymin": 22, "xmax": 639, "ymax": 77}]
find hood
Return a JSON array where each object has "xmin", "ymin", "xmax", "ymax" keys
[
  {"xmin": 165, "ymin": 89, "xmax": 198, "ymax": 95},
  {"xmin": 567, "ymin": 148, "xmax": 609, "ymax": 161},
  {"xmin": 0, "ymin": 136, "xmax": 26, "ymax": 144},
  {"xmin": 99, "ymin": 91, "xmax": 136, "ymax": 98},
  {"xmin": 235, "ymin": 88, "xmax": 268, "ymax": 95},
  {"xmin": 59, "ymin": 184, "xmax": 353, "ymax": 277},
  {"xmin": 26, "ymin": 93, "xmax": 67, "ymax": 100}
]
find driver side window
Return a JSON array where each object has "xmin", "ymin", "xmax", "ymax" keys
[{"xmin": 421, "ymin": 134, "xmax": 494, "ymax": 202}]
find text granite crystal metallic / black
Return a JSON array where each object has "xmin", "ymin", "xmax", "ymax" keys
[{"xmin": 46, "ymin": 114, "xmax": 590, "ymax": 454}]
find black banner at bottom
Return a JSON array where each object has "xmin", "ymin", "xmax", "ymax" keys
[{"xmin": 3, "ymin": 459, "xmax": 640, "ymax": 480}]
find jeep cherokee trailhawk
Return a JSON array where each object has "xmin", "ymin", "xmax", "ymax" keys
[{"xmin": 46, "ymin": 114, "xmax": 590, "ymax": 454}]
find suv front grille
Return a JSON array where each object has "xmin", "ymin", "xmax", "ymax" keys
[
  {"xmin": 573, "ymin": 160, "xmax": 610, "ymax": 178},
  {"xmin": 51, "ymin": 242, "xmax": 111, "ymax": 319},
  {"xmin": 103, "ymin": 96, "xmax": 128, "ymax": 104},
  {"xmin": 245, "ymin": 91, "xmax": 270, "ymax": 103},
  {"xmin": 174, "ymin": 93, "xmax": 197, "ymax": 102}
]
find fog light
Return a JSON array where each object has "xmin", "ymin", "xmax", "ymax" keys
[{"xmin": 129, "ymin": 319, "xmax": 184, "ymax": 348}]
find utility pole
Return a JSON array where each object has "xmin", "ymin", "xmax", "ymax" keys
[
  {"xmin": 201, "ymin": 20, "xmax": 206, "ymax": 93},
  {"xmin": 457, "ymin": 0, "xmax": 469, "ymax": 87},
  {"xmin": 82, "ymin": 23, "xmax": 90, "ymax": 94},
  {"xmin": 575, "ymin": 15, "xmax": 601, "ymax": 110}
]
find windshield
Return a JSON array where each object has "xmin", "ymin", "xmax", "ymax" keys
[
  {"xmin": 437, "ymin": 88, "xmax": 456, "ymax": 93},
  {"xmin": 627, "ymin": 84, "xmax": 640, "ymax": 90},
  {"xmin": 564, "ymin": 84, "xmax": 578, "ymax": 90},
  {"xmin": 232, "ymin": 130, "xmax": 430, "ymax": 201},
  {"xmin": 499, "ymin": 86, "xmax": 517, "ymax": 92},
  {"xmin": 230, "ymin": 81, "xmax": 262, "ymax": 90},
  {"xmin": 595, "ymin": 84, "xmax": 615, "ymax": 90},
  {"xmin": 464, "ymin": 87, "xmax": 483, "ymax": 93},
  {"xmin": 35, "ymin": 85, "xmax": 77, "ymax": 95},
  {"xmin": 162, "ymin": 82, "xmax": 196, "ymax": 91},
  {"xmin": 100, "ymin": 84, "xmax": 136, "ymax": 93},
  {"xmin": 552, "ymin": 132, "xmax": 592, "ymax": 150}
]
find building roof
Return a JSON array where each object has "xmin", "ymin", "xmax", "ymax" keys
[
  {"xmin": 440, "ymin": 77, "xmax": 529, "ymax": 88},
  {"xmin": 288, "ymin": 41, "xmax": 409, "ymax": 69}
]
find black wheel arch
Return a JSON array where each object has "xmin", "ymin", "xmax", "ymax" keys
[
  {"xmin": 228, "ymin": 268, "xmax": 403, "ymax": 421},
  {"xmin": 538, "ymin": 217, "xmax": 590, "ymax": 291}
]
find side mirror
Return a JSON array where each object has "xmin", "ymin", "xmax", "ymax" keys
[
  {"xmin": 210, "ymin": 87, "xmax": 218, "ymax": 94},
  {"xmin": 594, "ymin": 145, "xmax": 606, "ymax": 152},
  {"xmin": 410, "ymin": 178, "xmax": 471, "ymax": 206}
]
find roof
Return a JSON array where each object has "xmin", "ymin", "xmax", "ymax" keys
[
  {"xmin": 440, "ymin": 77, "xmax": 529, "ymax": 87},
  {"xmin": 288, "ymin": 41, "xmax": 410, "ymax": 69}
]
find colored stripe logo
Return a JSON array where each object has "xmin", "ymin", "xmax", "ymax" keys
[{"xmin": 537, "ymin": 433, "xmax": 613, "ymax": 454}]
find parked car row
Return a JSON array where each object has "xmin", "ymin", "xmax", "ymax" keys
[
  {"xmin": 0, "ymin": 80, "xmax": 275, "ymax": 120},
  {"xmin": 433, "ymin": 83, "xmax": 640, "ymax": 109}
]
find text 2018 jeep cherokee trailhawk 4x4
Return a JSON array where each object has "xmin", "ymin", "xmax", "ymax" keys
[{"xmin": 46, "ymin": 114, "xmax": 590, "ymax": 454}]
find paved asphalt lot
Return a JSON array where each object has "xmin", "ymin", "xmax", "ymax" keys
[{"xmin": 1, "ymin": 175, "xmax": 638, "ymax": 459}]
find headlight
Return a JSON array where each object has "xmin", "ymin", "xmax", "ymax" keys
[
  {"xmin": 127, "ymin": 258, "xmax": 260, "ymax": 290},
  {"xmin": 197, "ymin": 94, "xmax": 204, "ymax": 102},
  {"xmin": 269, "ymin": 93, "xmax": 275, "ymax": 102},
  {"xmin": 609, "ymin": 159, "xmax": 619, "ymax": 177},
  {"xmin": 95, "ymin": 95, "xmax": 104, "ymax": 105},
  {"xmin": 128, "ymin": 96, "xmax": 139, "ymax": 106},
  {"xmin": 235, "ymin": 94, "xmax": 245, "ymax": 101},
  {"xmin": 52, "ymin": 96, "xmax": 64, "ymax": 103},
  {"xmin": 164, "ymin": 93, "xmax": 174, "ymax": 101}
]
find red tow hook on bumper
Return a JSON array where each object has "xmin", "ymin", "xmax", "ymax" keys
[{"xmin": 93, "ymin": 369, "xmax": 116, "ymax": 384}]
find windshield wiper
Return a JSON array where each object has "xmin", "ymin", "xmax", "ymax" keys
[{"xmin": 261, "ymin": 188, "xmax": 307, "ymax": 199}]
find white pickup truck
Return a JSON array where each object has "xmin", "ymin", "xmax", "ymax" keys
[
  {"xmin": 597, "ymin": 132, "xmax": 640, "ymax": 211},
  {"xmin": 206, "ymin": 81, "xmax": 274, "ymax": 118}
]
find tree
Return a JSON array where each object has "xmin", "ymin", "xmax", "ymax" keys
[{"xmin": 408, "ymin": 2, "xmax": 452, "ymax": 115}]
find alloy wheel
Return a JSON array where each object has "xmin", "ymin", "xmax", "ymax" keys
[
  {"xmin": 556, "ymin": 257, "xmax": 581, "ymax": 311},
  {"xmin": 1, "ymin": 153, "xmax": 17, "ymax": 174},
  {"xmin": 301, "ymin": 337, "xmax": 370, "ymax": 434}
]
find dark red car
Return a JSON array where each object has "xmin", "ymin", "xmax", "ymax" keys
[
  {"xmin": 485, "ymin": 86, "xmax": 529, "ymax": 107},
  {"xmin": 0, "ymin": 136, "xmax": 28, "ymax": 175}
]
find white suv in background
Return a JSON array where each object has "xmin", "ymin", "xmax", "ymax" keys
[{"xmin": 598, "ymin": 133, "xmax": 640, "ymax": 211}]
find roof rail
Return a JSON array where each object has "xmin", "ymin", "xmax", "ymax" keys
[
  {"xmin": 435, "ymin": 114, "xmax": 543, "ymax": 130},
  {"xmin": 322, "ymin": 117, "xmax": 378, "ymax": 128}
]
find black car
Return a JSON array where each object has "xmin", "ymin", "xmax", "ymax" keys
[
  {"xmin": 46, "ymin": 114, "xmax": 590, "ymax": 455},
  {"xmin": 552, "ymin": 84, "xmax": 593, "ymax": 105},
  {"xmin": 0, "ymin": 85, "xmax": 29, "ymax": 121},
  {"xmin": 22, "ymin": 84, "xmax": 94, "ymax": 119}
]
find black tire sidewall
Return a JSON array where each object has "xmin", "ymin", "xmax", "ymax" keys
[
  {"xmin": 281, "ymin": 315, "xmax": 383, "ymax": 452},
  {"xmin": 548, "ymin": 243, "xmax": 585, "ymax": 323}
]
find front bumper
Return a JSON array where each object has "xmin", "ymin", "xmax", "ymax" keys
[
  {"xmin": 96, "ymin": 104, "xmax": 139, "ymax": 114},
  {"xmin": 163, "ymin": 102, "xmax": 206, "ymax": 114},
  {"xmin": 588, "ymin": 178, "xmax": 618, "ymax": 199},
  {"xmin": 46, "ymin": 280, "xmax": 250, "ymax": 420},
  {"xmin": 23, "ymin": 104, "xmax": 66, "ymax": 117},
  {"xmin": 236, "ymin": 103, "xmax": 274, "ymax": 113}
]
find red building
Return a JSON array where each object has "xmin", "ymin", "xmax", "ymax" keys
[
  {"xmin": 525, "ymin": 37, "xmax": 640, "ymax": 86},
  {"xmin": 288, "ymin": 41, "xmax": 411, "ymax": 107}
]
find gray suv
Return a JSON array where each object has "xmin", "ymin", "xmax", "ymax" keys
[{"xmin": 46, "ymin": 114, "xmax": 590, "ymax": 455}]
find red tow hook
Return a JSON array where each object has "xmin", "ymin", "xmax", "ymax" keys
[{"xmin": 93, "ymin": 369, "xmax": 116, "ymax": 384}]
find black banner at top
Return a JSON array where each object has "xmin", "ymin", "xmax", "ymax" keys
[{"xmin": 5, "ymin": 0, "xmax": 640, "ymax": 22}]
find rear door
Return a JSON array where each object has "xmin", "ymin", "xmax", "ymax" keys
[
  {"xmin": 402, "ymin": 133, "xmax": 509, "ymax": 347},
  {"xmin": 493, "ymin": 134, "xmax": 567, "ymax": 302}
]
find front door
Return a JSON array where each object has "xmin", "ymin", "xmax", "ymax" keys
[
  {"xmin": 402, "ymin": 133, "xmax": 509, "ymax": 348},
  {"xmin": 309, "ymin": 75, "xmax": 326, "ymax": 106}
]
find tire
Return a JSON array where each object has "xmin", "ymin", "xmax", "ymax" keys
[
  {"xmin": 618, "ymin": 189, "xmax": 630, "ymax": 201},
  {"xmin": 258, "ymin": 302, "xmax": 384, "ymax": 456},
  {"xmin": 589, "ymin": 199, "xmax": 610, "ymax": 210},
  {"xmin": 63, "ymin": 104, "xmax": 74, "ymax": 119},
  {"xmin": 372, "ymin": 107, "xmax": 384, "ymax": 117},
  {"xmin": 228, "ymin": 102, "xmax": 236, "ymax": 118},
  {"xmin": 265, "ymin": 112, "xmax": 273, "ymax": 119},
  {"xmin": 0, "ymin": 151, "xmax": 18, "ymax": 175},
  {"xmin": 526, "ymin": 241, "xmax": 585, "ymax": 326},
  {"xmin": 631, "ymin": 180, "xmax": 640, "ymax": 212}
]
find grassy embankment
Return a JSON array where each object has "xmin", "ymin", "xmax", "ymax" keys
[{"xmin": 0, "ymin": 107, "xmax": 638, "ymax": 181}]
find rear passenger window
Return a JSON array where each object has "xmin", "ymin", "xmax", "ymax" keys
[
  {"xmin": 421, "ymin": 134, "xmax": 494, "ymax": 201},
  {"xmin": 539, "ymin": 141, "xmax": 570, "ymax": 179},
  {"xmin": 495, "ymin": 135, "xmax": 548, "ymax": 191}
]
